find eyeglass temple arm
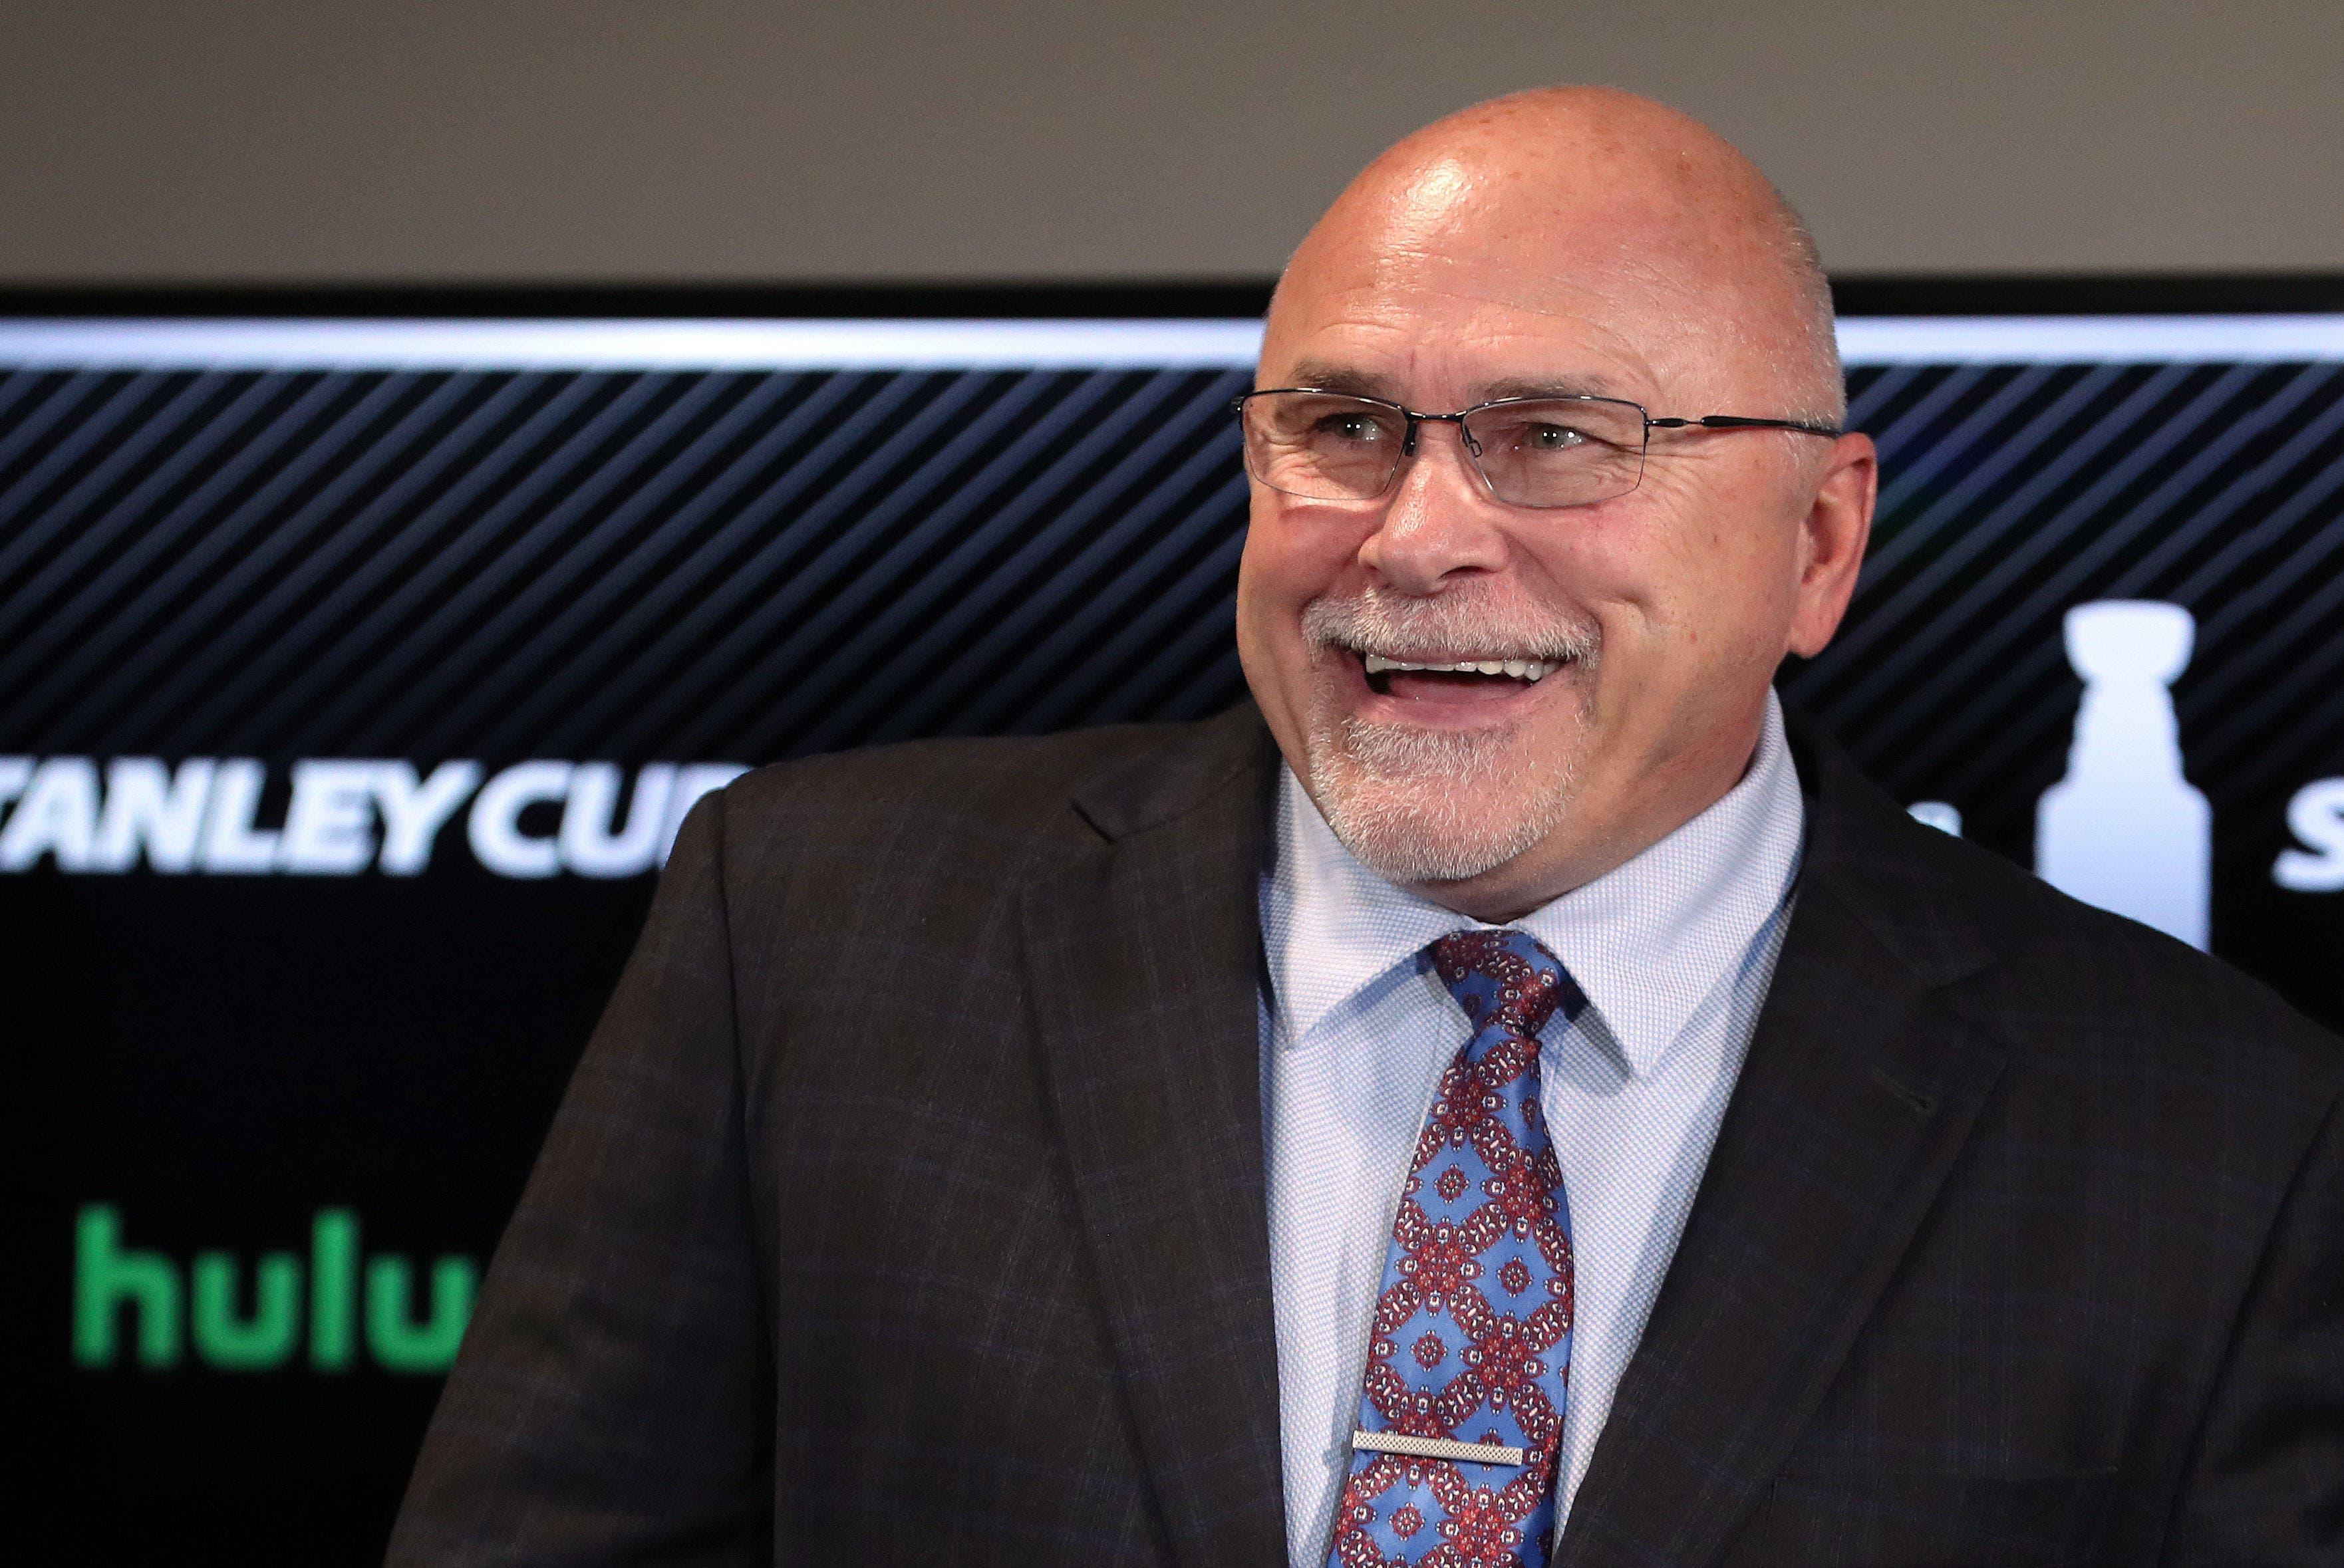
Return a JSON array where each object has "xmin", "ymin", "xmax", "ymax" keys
[{"xmin": 1649, "ymin": 414, "xmax": 1844, "ymax": 437}]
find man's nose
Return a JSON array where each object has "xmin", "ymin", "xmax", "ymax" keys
[{"xmin": 1357, "ymin": 420, "xmax": 1511, "ymax": 592}]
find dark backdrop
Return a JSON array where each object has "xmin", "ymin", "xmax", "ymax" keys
[{"xmin": 10, "ymin": 280, "xmax": 2344, "ymax": 1561}]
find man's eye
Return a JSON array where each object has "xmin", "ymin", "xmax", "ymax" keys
[
  {"xmin": 1318, "ymin": 414, "xmax": 1386, "ymax": 444},
  {"xmin": 1522, "ymin": 424, "xmax": 1589, "ymax": 451}
]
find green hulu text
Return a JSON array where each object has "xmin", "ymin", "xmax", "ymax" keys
[{"xmin": 74, "ymin": 1205, "xmax": 478, "ymax": 1374}]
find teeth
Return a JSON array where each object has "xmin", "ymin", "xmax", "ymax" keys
[{"xmin": 1362, "ymin": 653, "xmax": 1564, "ymax": 681}]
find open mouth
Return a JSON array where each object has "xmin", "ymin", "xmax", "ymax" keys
[{"xmin": 1358, "ymin": 651, "xmax": 1569, "ymax": 702}]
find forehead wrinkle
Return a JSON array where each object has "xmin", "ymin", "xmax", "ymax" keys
[
  {"xmin": 1279, "ymin": 221, "xmax": 1707, "ymax": 400},
  {"xmin": 1272, "ymin": 275, "xmax": 1668, "ymax": 408}
]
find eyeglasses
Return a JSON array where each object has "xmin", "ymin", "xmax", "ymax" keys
[{"xmin": 1232, "ymin": 388, "xmax": 1842, "ymax": 509}]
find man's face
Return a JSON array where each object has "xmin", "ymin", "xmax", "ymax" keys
[{"xmin": 1235, "ymin": 156, "xmax": 1872, "ymax": 914}]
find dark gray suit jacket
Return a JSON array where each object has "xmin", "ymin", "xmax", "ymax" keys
[{"xmin": 389, "ymin": 704, "xmax": 2344, "ymax": 1566}]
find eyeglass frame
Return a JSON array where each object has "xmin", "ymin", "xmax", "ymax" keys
[{"xmin": 1231, "ymin": 387, "xmax": 1844, "ymax": 509}]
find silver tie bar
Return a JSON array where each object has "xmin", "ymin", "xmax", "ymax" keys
[{"xmin": 1351, "ymin": 1430, "xmax": 1526, "ymax": 1467}]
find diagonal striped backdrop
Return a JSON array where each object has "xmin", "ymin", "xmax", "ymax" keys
[{"xmin": 3, "ymin": 351, "xmax": 2342, "ymax": 980}]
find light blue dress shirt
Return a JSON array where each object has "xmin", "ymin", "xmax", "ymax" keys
[{"xmin": 1259, "ymin": 691, "xmax": 1806, "ymax": 1565}]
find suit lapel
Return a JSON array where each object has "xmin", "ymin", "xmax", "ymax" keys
[
  {"xmin": 1022, "ymin": 708, "xmax": 1290, "ymax": 1568},
  {"xmin": 1555, "ymin": 720, "xmax": 2011, "ymax": 1568}
]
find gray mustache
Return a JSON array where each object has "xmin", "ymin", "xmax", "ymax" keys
[{"xmin": 1300, "ymin": 592, "xmax": 1600, "ymax": 666}]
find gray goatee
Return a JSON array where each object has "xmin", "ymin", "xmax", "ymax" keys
[{"xmin": 1298, "ymin": 588, "xmax": 1599, "ymax": 884}]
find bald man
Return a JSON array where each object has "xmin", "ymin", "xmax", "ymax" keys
[{"xmin": 392, "ymin": 90, "xmax": 2343, "ymax": 1567}]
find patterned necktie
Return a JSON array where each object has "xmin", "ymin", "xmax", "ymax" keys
[{"xmin": 1326, "ymin": 928, "xmax": 1584, "ymax": 1568}]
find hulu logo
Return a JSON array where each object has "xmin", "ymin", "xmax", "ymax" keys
[{"xmin": 73, "ymin": 1206, "xmax": 478, "ymax": 1374}]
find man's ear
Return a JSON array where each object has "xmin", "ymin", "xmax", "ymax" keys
[{"xmin": 1786, "ymin": 432, "xmax": 1876, "ymax": 658}]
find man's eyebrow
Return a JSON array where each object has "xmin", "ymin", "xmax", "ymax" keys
[
  {"xmin": 1477, "ymin": 374, "xmax": 1627, "ymax": 403},
  {"xmin": 1275, "ymin": 362, "xmax": 1393, "ymax": 398}
]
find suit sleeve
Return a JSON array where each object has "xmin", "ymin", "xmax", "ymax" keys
[
  {"xmin": 2162, "ymin": 1090, "xmax": 2344, "ymax": 1565},
  {"xmin": 386, "ymin": 792, "xmax": 772, "ymax": 1566}
]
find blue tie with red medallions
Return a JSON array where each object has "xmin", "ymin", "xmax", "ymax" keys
[{"xmin": 1325, "ymin": 928, "xmax": 1583, "ymax": 1568}]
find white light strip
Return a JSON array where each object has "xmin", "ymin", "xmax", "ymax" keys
[
  {"xmin": 0, "ymin": 317, "xmax": 1267, "ymax": 370},
  {"xmin": 1836, "ymin": 314, "xmax": 2344, "ymax": 364},
  {"xmin": 0, "ymin": 313, "xmax": 2338, "ymax": 371}
]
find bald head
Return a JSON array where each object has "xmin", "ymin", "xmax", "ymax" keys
[{"xmin": 1268, "ymin": 87, "xmax": 1842, "ymax": 425}]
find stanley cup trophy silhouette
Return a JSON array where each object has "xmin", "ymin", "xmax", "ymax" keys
[{"xmin": 2035, "ymin": 601, "xmax": 2212, "ymax": 950}]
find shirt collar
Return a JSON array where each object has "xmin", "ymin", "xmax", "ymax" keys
[{"xmin": 1262, "ymin": 690, "xmax": 1806, "ymax": 1078}]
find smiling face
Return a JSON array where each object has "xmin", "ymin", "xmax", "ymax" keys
[{"xmin": 1236, "ymin": 90, "xmax": 1878, "ymax": 919}]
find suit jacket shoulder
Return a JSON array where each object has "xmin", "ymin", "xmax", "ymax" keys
[
  {"xmin": 1617, "ymin": 712, "xmax": 2344, "ymax": 1568},
  {"xmin": 698, "ymin": 706, "xmax": 1274, "ymax": 1063},
  {"xmin": 716, "ymin": 706, "xmax": 1270, "ymax": 886},
  {"xmin": 1805, "ymin": 718, "xmax": 2342, "ymax": 1107}
]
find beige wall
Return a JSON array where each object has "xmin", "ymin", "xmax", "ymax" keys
[{"xmin": 3, "ymin": 1, "xmax": 2339, "ymax": 285}]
